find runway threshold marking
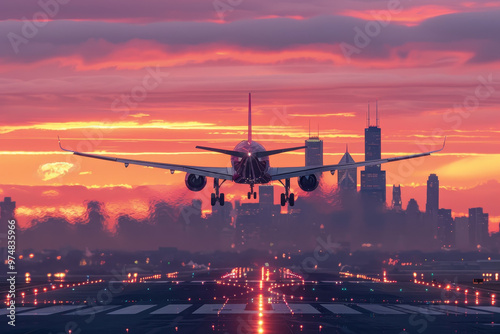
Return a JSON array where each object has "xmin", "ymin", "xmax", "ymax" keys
[
  {"xmin": 273, "ymin": 303, "xmax": 321, "ymax": 314},
  {"xmin": 192, "ymin": 304, "xmax": 225, "ymax": 314},
  {"xmin": 14, "ymin": 303, "xmax": 500, "ymax": 317},
  {"xmin": 19, "ymin": 305, "xmax": 86, "ymax": 316},
  {"xmin": 0, "ymin": 307, "xmax": 34, "ymax": 315},
  {"xmin": 428, "ymin": 305, "xmax": 491, "ymax": 315},
  {"xmin": 470, "ymin": 306, "xmax": 500, "ymax": 313},
  {"xmin": 356, "ymin": 304, "xmax": 406, "ymax": 315},
  {"xmin": 391, "ymin": 305, "xmax": 445, "ymax": 315},
  {"xmin": 150, "ymin": 304, "xmax": 192, "ymax": 314},
  {"xmin": 64, "ymin": 305, "xmax": 121, "ymax": 315},
  {"xmin": 108, "ymin": 305, "xmax": 157, "ymax": 315},
  {"xmin": 193, "ymin": 303, "xmax": 320, "ymax": 314},
  {"xmin": 321, "ymin": 304, "xmax": 362, "ymax": 314}
]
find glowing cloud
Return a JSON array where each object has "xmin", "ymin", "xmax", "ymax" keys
[
  {"xmin": 289, "ymin": 113, "xmax": 356, "ymax": 118},
  {"xmin": 42, "ymin": 190, "xmax": 60, "ymax": 197},
  {"xmin": 37, "ymin": 162, "xmax": 75, "ymax": 181}
]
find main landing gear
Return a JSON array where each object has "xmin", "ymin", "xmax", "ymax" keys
[
  {"xmin": 279, "ymin": 178, "xmax": 295, "ymax": 207},
  {"xmin": 247, "ymin": 184, "xmax": 257, "ymax": 200},
  {"xmin": 211, "ymin": 178, "xmax": 226, "ymax": 206}
]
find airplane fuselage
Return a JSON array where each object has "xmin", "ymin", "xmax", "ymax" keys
[{"xmin": 231, "ymin": 140, "xmax": 271, "ymax": 184}]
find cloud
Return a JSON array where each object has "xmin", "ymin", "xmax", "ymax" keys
[
  {"xmin": 434, "ymin": 155, "xmax": 500, "ymax": 184},
  {"xmin": 1, "ymin": 10, "xmax": 500, "ymax": 64},
  {"xmin": 0, "ymin": 0, "xmax": 497, "ymax": 23},
  {"xmin": 37, "ymin": 162, "xmax": 75, "ymax": 181},
  {"xmin": 0, "ymin": 120, "xmax": 217, "ymax": 134},
  {"xmin": 42, "ymin": 189, "xmax": 59, "ymax": 197},
  {"xmin": 289, "ymin": 112, "xmax": 356, "ymax": 117},
  {"xmin": 129, "ymin": 113, "xmax": 150, "ymax": 118}
]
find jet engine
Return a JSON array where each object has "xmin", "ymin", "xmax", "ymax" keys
[
  {"xmin": 297, "ymin": 174, "xmax": 319, "ymax": 192},
  {"xmin": 185, "ymin": 173, "xmax": 207, "ymax": 192}
]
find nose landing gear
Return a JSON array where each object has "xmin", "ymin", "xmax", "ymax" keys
[{"xmin": 247, "ymin": 183, "xmax": 257, "ymax": 200}]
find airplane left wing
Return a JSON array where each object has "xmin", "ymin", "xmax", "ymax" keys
[
  {"xmin": 270, "ymin": 138, "xmax": 446, "ymax": 180},
  {"xmin": 58, "ymin": 137, "xmax": 233, "ymax": 180}
]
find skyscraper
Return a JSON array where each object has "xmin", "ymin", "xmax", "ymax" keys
[
  {"xmin": 406, "ymin": 198, "xmax": 420, "ymax": 216},
  {"xmin": 212, "ymin": 200, "xmax": 233, "ymax": 225},
  {"xmin": 437, "ymin": 208, "xmax": 454, "ymax": 248},
  {"xmin": 392, "ymin": 185, "xmax": 402, "ymax": 211},
  {"xmin": 259, "ymin": 185, "xmax": 274, "ymax": 211},
  {"xmin": 360, "ymin": 102, "xmax": 386, "ymax": 203},
  {"xmin": 454, "ymin": 216, "xmax": 469, "ymax": 250},
  {"xmin": 425, "ymin": 174, "xmax": 439, "ymax": 217},
  {"xmin": 337, "ymin": 145, "xmax": 357, "ymax": 192},
  {"xmin": 0, "ymin": 197, "xmax": 16, "ymax": 223},
  {"xmin": 305, "ymin": 125, "xmax": 323, "ymax": 166},
  {"xmin": 469, "ymin": 207, "xmax": 489, "ymax": 248}
]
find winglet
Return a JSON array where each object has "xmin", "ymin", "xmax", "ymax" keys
[
  {"xmin": 430, "ymin": 136, "xmax": 447, "ymax": 154},
  {"xmin": 248, "ymin": 92, "xmax": 252, "ymax": 144},
  {"xmin": 58, "ymin": 136, "xmax": 73, "ymax": 152},
  {"xmin": 442, "ymin": 136, "xmax": 447, "ymax": 150}
]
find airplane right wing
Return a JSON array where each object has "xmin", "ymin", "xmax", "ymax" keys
[
  {"xmin": 59, "ymin": 137, "xmax": 233, "ymax": 180},
  {"xmin": 269, "ymin": 138, "xmax": 446, "ymax": 180}
]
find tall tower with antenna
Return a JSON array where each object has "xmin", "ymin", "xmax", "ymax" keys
[
  {"xmin": 305, "ymin": 122, "xmax": 323, "ymax": 167},
  {"xmin": 367, "ymin": 104, "xmax": 370, "ymax": 128},
  {"xmin": 360, "ymin": 100, "xmax": 387, "ymax": 204}
]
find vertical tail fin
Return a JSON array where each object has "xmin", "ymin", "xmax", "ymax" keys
[{"xmin": 248, "ymin": 92, "xmax": 252, "ymax": 143}]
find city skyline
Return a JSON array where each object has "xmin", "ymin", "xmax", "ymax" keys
[{"xmin": 1, "ymin": 158, "xmax": 496, "ymax": 252}]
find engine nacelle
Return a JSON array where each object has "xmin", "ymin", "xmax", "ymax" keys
[
  {"xmin": 297, "ymin": 174, "xmax": 319, "ymax": 192},
  {"xmin": 185, "ymin": 173, "xmax": 207, "ymax": 192}
]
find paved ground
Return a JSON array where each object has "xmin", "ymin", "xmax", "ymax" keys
[{"xmin": 2, "ymin": 268, "xmax": 500, "ymax": 333}]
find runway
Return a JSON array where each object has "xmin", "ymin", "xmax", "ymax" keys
[{"xmin": 2, "ymin": 268, "xmax": 500, "ymax": 333}]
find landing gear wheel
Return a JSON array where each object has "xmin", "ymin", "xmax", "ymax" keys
[
  {"xmin": 253, "ymin": 192, "xmax": 257, "ymax": 199},
  {"xmin": 212, "ymin": 178, "xmax": 226, "ymax": 206},
  {"xmin": 247, "ymin": 192, "xmax": 251, "ymax": 199},
  {"xmin": 279, "ymin": 178, "xmax": 294, "ymax": 206}
]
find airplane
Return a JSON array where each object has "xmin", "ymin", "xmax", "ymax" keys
[{"xmin": 58, "ymin": 93, "xmax": 446, "ymax": 207}]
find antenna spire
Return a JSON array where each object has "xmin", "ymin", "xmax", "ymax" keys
[{"xmin": 367, "ymin": 103, "xmax": 370, "ymax": 127}]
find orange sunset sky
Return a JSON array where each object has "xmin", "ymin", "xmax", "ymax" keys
[{"xmin": 0, "ymin": 0, "xmax": 499, "ymax": 233}]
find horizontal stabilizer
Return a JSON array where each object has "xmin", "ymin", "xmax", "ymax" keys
[
  {"xmin": 196, "ymin": 146, "xmax": 247, "ymax": 157},
  {"xmin": 254, "ymin": 146, "xmax": 307, "ymax": 158}
]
